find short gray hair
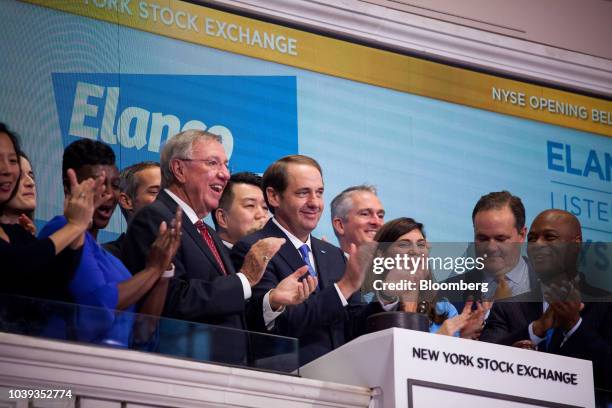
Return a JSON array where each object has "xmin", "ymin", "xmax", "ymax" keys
[
  {"xmin": 160, "ymin": 129, "xmax": 222, "ymax": 188},
  {"xmin": 330, "ymin": 184, "xmax": 378, "ymax": 223}
]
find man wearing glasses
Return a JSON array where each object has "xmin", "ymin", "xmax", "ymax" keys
[{"xmin": 121, "ymin": 130, "xmax": 316, "ymax": 363}]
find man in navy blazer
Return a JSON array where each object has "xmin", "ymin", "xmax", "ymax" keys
[
  {"xmin": 121, "ymin": 131, "xmax": 316, "ymax": 363},
  {"xmin": 480, "ymin": 209, "xmax": 611, "ymax": 390},
  {"xmin": 232, "ymin": 155, "xmax": 379, "ymax": 366}
]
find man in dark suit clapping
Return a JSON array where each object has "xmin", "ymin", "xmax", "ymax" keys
[
  {"xmin": 121, "ymin": 131, "xmax": 316, "ymax": 363},
  {"xmin": 481, "ymin": 209, "xmax": 611, "ymax": 391},
  {"xmin": 232, "ymin": 155, "xmax": 379, "ymax": 366}
]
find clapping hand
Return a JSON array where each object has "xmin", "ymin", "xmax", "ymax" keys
[
  {"xmin": 18, "ymin": 214, "xmax": 36, "ymax": 236},
  {"xmin": 337, "ymin": 243, "xmax": 372, "ymax": 299},
  {"xmin": 460, "ymin": 301, "xmax": 487, "ymax": 339},
  {"xmin": 532, "ymin": 303, "xmax": 556, "ymax": 337},
  {"xmin": 64, "ymin": 168, "xmax": 108, "ymax": 230},
  {"xmin": 240, "ymin": 237, "xmax": 286, "ymax": 286},
  {"xmin": 549, "ymin": 281, "xmax": 583, "ymax": 331},
  {"xmin": 542, "ymin": 280, "xmax": 584, "ymax": 332},
  {"xmin": 269, "ymin": 266, "xmax": 318, "ymax": 310},
  {"xmin": 145, "ymin": 208, "xmax": 183, "ymax": 274},
  {"xmin": 438, "ymin": 301, "xmax": 473, "ymax": 336},
  {"xmin": 512, "ymin": 340, "xmax": 536, "ymax": 350}
]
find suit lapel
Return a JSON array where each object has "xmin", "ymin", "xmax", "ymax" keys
[
  {"xmin": 209, "ymin": 223, "xmax": 235, "ymax": 275},
  {"xmin": 520, "ymin": 277, "xmax": 543, "ymax": 323},
  {"xmin": 549, "ymin": 327, "xmax": 565, "ymax": 352},
  {"xmin": 519, "ymin": 301, "xmax": 542, "ymax": 325},
  {"xmin": 159, "ymin": 191, "xmax": 226, "ymax": 277},
  {"xmin": 265, "ymin": 220, "xmax": 309, "ymax": 277},
  {"xmin": 188, "ymin": 222, "xmax": 227, "ymax": 277},
  {"xmin": 311, "ymin": 238, "xmax": 332, "ymax": 289},
  {"xmin": 548, "ymin": 297, "xmax": 595, "ymax": 351},
  {"xmin": 525, "ymin": 257, "xmax": 540, "ymax": 294}
]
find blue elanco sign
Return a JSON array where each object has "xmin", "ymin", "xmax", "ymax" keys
[{"xmin": 52, "ymin": 74, "xmax": 298, "ymax": 172}]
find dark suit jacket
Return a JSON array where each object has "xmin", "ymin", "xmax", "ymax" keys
[
  {"xmin": 479, "ymin": 293, "xmax": 542, "ymax": 346},
  {"xmin": 481, "ymin": 277, "xmax": 612, "ymax": 389},
  {"xmin": 103, "ymin": 233, "xmax": 124, "ymax": 259},
  {"xmin": 120, "ymin": 190, "xmax": 246, "ymax": 329},
  {"xmin": 231, "ymin": 219, "xmax": 377, "ymax": 366}
]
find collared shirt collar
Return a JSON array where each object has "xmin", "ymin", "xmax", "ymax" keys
[
  {"xmin": 222, "ymin": 239, "xmax": 234, "ymax": 249},
  {"xmin": 272, "ymin": 217, "xmax": 312, "ymax": 251},
  {"xmin": 485, "ymin": 256, "xmax": 530, "ymax": 297},
  {"xmin": 485, "ymin": 256, "xmax": 527, "ymax": 284},
  {"xmin": 505, "ymin": 256, "xmax": 527, "ymax": 285},
  {"xmin": 164, "ymin": 188, "xmax": 201, "ymax": 224}
]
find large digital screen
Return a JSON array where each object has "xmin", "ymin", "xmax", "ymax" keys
[{"xmin": 1, "ymin": 0, "xmax": 610, "ymax": 250}]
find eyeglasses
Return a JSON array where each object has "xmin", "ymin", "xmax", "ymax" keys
[{"xmin": 178, "ymin": 158, "xmax": 232, "ymax": 173}]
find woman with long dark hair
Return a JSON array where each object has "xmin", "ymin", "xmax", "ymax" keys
[
  {"xmin": 0, "ymin": 152, "xmax": 37, "ymax": 233},
  {"xmin": 0, "ymin": 122, "xmax": 102, "ymax": 301}
]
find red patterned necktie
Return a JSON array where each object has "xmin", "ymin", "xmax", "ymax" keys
[{"xmin": 194, "ymin": 220, "xmax": 227, "ymax": 275}]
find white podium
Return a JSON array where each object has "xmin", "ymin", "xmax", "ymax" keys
[{"xmin": 301, "ymin": 328, "xmax": 595, "ymax": 408}]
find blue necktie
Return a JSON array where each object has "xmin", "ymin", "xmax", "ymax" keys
[
  {"xmin": 298, "ymin": 244, "xmax": 317, "ymax": 277},
  {"xmin": 544, "ymin": 328, "xmax": 554, "ymax": 351}
]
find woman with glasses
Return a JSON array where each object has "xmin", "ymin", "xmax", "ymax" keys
[{"xmin": 371, "ymin": 217, "xmax": 482, "ymax": 336}]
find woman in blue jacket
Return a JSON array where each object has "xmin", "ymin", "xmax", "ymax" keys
[{"xmin": 40, "ymin": 139, "xmax": 181, "ymax": 347}]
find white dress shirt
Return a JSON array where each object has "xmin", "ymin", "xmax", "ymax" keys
[
  {"xmin": 262, "ymin": 217, "xmax": 352, "ymax": 329},
  {"xmin": 484, "ymin": 256, "xmax": 531, "ymax": 299},
  {"xmin": 272, "ymin": 217, "xmax": 348, "ymax": 303},
  {"xmin": 483, "ymin": 256, "xmax": 531, "ymax": 320},
  {"xmin": 263, "ymin": 218, "xmax": 398, "ymax": 329}
]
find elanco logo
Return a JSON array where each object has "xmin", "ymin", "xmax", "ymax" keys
[
  {"xmin": 52, "ymin": 74, "xmax": 298, "ymax": 171},
  {"xmin": 67, "ymin": 81, "xmax": 234, "ymax": 155}
]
